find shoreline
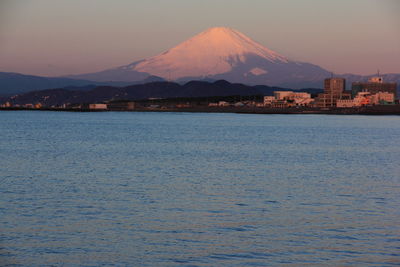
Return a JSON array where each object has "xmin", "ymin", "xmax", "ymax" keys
[{"xmin": 1, "ymin": 105, "xmax": 400, "ymax": 115}]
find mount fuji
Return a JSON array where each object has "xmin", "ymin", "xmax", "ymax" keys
[
  {"xmin": 66, "ymin": 27, "xmax": 334, "ymax": 88},
  {"xmin": 2, "ymin": 27, "xmax": 399, "ymax": 97}
]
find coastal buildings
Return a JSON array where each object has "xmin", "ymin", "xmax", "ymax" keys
[
  {"xmin": 337, "ymin": 91, "xmax": 395, "ymax": 107},
  {"xmin": 218, "ymin": 101, "xmax": 230, "ymax": 107},
  {"xmin": 264, "ymin": 91, "xmax": 313, "ymax": 107},
  {"xmin": 311, "ymin": 76, "xmax": 397, "ymax": 108},
  {"xmin": 352, "ymin": 76, "xmax": 397, "ymax": 98},
  {"xmin": 89, "ymin": 104, "xmax": 107, "ymax": 110},
  {"xmin": 284, "ymin": 92, "xmax": 313, "ymax": 106},
  {"xmin": 107, "ymin": 101, "xmax": 135, "ymax": 111},
  {"xmin": 369, "ymin": 91, "xmax": 395, "ymax": 105},
  {"xmin": 263, "ymin": 96, "xmax": 275, "ymax": 106},
  {"xmin": 314, "ymin": 78, "xmax": 351, "ymax": 107},
  {"xmin": 1, "ymin": 75, "xmax": 397, "ymax": 111},
  {"xmin": 0, "ymin": 102, "xmax": 11, "ymax": 108},
  {"xmin": 274, "ymin": 91, "xmax": 294, "ymax": 100}
]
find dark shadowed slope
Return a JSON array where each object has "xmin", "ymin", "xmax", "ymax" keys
[{"xmin": 0, "ymin": 72, "xmax": 166, "ymax": 96}]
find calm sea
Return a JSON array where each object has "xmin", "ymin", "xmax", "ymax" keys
[{"xmin": 1, "ymin": 111, "xmax": 400, "ymax": 266}]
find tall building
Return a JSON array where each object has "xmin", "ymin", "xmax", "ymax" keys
[
  {"xmin": 324, "ymin": 78, "xmax": 346, "ymax": 95},
  {"xmin": 352, "ymin": 77, "xmax": 397, "ymax": 99},
  {"xmin": 315, "ymin": 78, "xmax": 350, "ymax": 107}
]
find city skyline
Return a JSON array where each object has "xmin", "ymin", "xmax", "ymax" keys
[{"xmin": 0, "ymin": 0, "xmax": 399, "ymax": 77}]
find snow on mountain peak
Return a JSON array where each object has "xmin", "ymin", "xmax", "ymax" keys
[{"xmin": 133, "ymin": 27, "xmax": 289, "ymax": 80}]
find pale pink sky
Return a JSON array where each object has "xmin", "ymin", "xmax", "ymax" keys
[{"xmin": 0, "ymin": 0, "xmax": 399, "ymax": 76}]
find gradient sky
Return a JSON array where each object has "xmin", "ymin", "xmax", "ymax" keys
[{"xmin": 0, "ymin": 0, "xmax": 399, "ymax": 76}]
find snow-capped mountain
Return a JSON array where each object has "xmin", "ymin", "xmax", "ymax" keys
[
  {"xmin": 3, "ymin": 27, "xmax": 399, "ymax": 96},
  {"xmin": 134, "ymin": 27, "xmax": 289, "ymax": 79},
  {"xmin": 68, "ymin": 27, "xmax": 332, "ymax": 88}
]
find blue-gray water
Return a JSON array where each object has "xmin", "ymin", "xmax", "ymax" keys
[{"xmin": 1, "ymin": 111, "xmax": 400, "ymax": 266}]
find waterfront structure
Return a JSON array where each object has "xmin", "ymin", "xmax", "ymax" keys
[
  {"xmin": 336, "ymin": 91, "xmax": 395, "ymax": 108},
  {"xmin": 218, "ymin": 101, "xmax": 230, "ymax": 107},
  {"xmin": 1, "ymin": 102, "xmax": 12, "ymax": 108},
  {"xmin": 263, "ymin": 96, "xmax": 275, "ymax": 106},
  {"xmin": 274, "ymin": 91, "xmax": 294, "ymax": 100},
  {"xmin": 336, "ymin": 92, "xmax": 369, "ymax": 108},
  {"xmin": 266, "ymin": 91, "xmax": 313, "ymax": 107},
  {"xmin": 234, "ymin": 102, "xmax": 245, "ymax": 107},
  {"xmin": 336, "ymin": 99, "xmax": 354, "ymax": 108},
  {"xmin": 107, "ymin": 101, "xmax": 135, "ymax": 111},
  {"xmin": 271, "ymin": 100, "xmax": 289, "ymax": 108},
  {"xmin": 352, "ymin": 76, "xmax": 397, "ymax": 98},
  {"xmin": 289, "ymin": 92, "xmax": 313, "ymax": 106},
  {"xmin": 175, "ymin": 103, "xmax": 191, "ymax": 108},
  {"xmin": 314, "ymin": 78, "xmax": 351, "ymax": 107},
  {"xmin": 89, "ymin": 104, "xmax": 107, "ymax": 110},
  {"xmin": 370, "ymin": 92, "xmax": 395, "ymax": 105}
]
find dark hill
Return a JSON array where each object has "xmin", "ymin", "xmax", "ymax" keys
[
  {"xmin": 0, "ymin": 72, "xmax": 166, "ymax": 96},
  {"xmin": 5, "ymin": 80, "xmax": 321, "ymax": 107}
]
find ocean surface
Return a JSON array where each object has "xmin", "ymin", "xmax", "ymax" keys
[{"xmin": 1, "ymin": 111, "xmax": 400, "ymax": 266}]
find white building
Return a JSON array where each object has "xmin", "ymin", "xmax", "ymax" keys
[
  {"xmin": 218, "ymin": 101, "xmax": 230, "ymax": 107},
  {"xmin": 274, "ymin": 91, "xmax": 293, "ymax": 100},
  {"xmin": 336, "ymin": 92, "xmax": 395, "ymax": 108},
  {"xmin": 292, "ymin": 97, "xmax": 314, "ymax": 106},
  {"xmin": 265, "ymin": 91, "xmax": 313, "ymax": 107},
  {"xmin": 263, "ymin": 96, "xmax": 275, "ymax": 105}
]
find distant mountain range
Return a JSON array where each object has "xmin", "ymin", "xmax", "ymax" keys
[
  {"xmin": 0, "ymin": 72, "xmax": 165, "ymax": 96},
  {"xmin": 1, "ymin": 27, "xmax": 399, "ymax": 97},
  {"xmin": 4, "ymin": 80, "xmax": 322, "ymax": 106}
]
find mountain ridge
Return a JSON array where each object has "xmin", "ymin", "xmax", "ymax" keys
[{"xmin": 0, "ymin": 72, "xmax": 165, "ymax": 96}]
